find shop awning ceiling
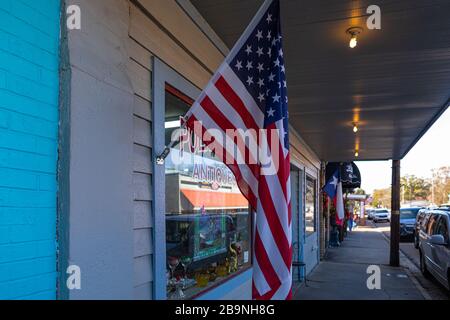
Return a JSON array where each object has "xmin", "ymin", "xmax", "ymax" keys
[{"xmin": 190, "ymin": 0, "xmax": 450, "ymax": 161}]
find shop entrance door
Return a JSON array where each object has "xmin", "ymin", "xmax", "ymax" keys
[
  {"xmin": 303, "ymin": 172, "xmax": 319, "ymax": 275},
  {"xmin": 290, "ymin": 164, "xmax": 304, "ymax": 280}
]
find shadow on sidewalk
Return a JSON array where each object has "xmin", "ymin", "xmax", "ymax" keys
[{"xmin": 292, "ymin": 224, "xmax": 425, "ymax": 300}]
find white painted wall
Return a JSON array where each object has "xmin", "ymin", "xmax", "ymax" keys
[{"xmin": 64, "ymin": 0, "xmax": 135, "ymax": 299}]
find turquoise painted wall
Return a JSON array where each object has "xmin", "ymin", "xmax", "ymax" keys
[{"xmin": 0, "ymin": 0, "xmax": 60, "ymax": 299}]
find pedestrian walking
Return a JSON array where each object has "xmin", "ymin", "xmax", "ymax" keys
[{"xmin": 348, "ymin": 213, "xmax": 353, "ymax": 232}]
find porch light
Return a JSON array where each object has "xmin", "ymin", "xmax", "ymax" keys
[
  {"xmin": 347, "ymin": 27, "xmax": 363, "ymax": 49},
  {"xmin": 349, "ymin": 36, "xmax": 357, "ymax": 48}
]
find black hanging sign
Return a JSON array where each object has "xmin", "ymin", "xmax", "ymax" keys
[{"xmin": 325, "ymin": 162, "xmax": 361, "ymax": 189}]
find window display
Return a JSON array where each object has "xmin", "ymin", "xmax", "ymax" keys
[
  {"xmin": 305, "ymin": 175, "xmax": 317, "ymax": 235},
  {"xmin": 164, "ymin": 89, "xmax": 251, "ymax": 299}
]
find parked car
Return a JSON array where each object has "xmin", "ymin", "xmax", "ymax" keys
[
  {"xmin": 366, "ymin": 209, "xmax": 374, "ymax": 220},
  {"xmin": 399, "ymin": 207, "xmax": 422, "ymax": 241},
  {"xmin": 414, "ymin": 209, "xmax": 429, "ymax": 249},
  {"xmin": 373, "ymin": 208, "xmax": 390, "ymax": 223},
  {"xmin": 418, "ymin": 209, "xmax": 450, "ymax": 291}
]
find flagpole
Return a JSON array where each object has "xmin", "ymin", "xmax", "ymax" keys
[{"xmin": 157, "ymin": 0, "xmax": 275, "ymax": 163}]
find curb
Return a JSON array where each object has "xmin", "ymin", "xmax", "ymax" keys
[{"xmin": 378, "ymin": 230, "xmax": 432, "ymax": 300}]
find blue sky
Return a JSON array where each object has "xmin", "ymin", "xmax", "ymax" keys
[{"xmin": 355, "ymin": 107, "xmax": 450, "ymax": 194}]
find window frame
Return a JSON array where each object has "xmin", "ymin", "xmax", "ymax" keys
[
  {"xmin": 290, "ymin": 162, "xmax": 305, "ymax": 254},
  {"xmin": 153, "ymin": 58, "xmax": 252, "ymax": 300},
  {"xmin": 304, "ymin": 173, "xmax": 317, "ymax": 237},
  {"xmin": 434, "ymin": 215, "xmax": 449, "ymax": 239}
]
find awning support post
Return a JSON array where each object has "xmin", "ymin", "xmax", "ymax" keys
[{"xmin": 390, "ymin": 159, "xmax": 401, "ymax": 267}]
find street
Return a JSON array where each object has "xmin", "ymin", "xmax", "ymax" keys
[
  {"xmin": 373, "ymin": 221, "xmax": 449, "ymax": 300},
  {"xmin": 293, "ymin": 221, "xmax": 449, "ymax": 300}
]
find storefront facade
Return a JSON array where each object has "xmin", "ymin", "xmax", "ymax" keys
[{"xmin": 1, "ymin": 0, "xmax": 323, "ymax": 300}]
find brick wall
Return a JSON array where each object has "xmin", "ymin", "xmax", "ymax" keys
[{"xmin": 0, "ymin": 0, "xmax": 60, "ymax": 299}]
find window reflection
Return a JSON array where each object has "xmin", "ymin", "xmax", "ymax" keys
[
  {"xmin": 164, "ymin": 89, "xmax": 250, "ymax": 299},
  {"xmin": 305, "ymin": 175, "xmax": 316, "ymax": 235}
]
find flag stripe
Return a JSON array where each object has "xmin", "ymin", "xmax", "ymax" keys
[
  {"xmin": 208, "ymin": 82, "xmax": 259, "ymax": 145},
  {"xmin": 190, "ymin": 102, "xmax": 259, "ymax": 194},
  {"xmin": 266, "ymin": 122, "xmax": 289, "ymax": 199},
  {"xmin": 256, "ymin": 199, "xmax": 291, "ymax": 280},
  {"xmin": 258, "ymin": 177, "xmax": 292, "ymax": 269},
  {"xmin": 215, "ymin": 75, "xmax": 261, "ymax": 132},
  {"xmin": 263, "ymin": 123, "xmax": 292, "ymax": 232},
  {"xmin": 252, "ymin": 252, "xmax": 271, "ymax": 294},
  {"xmin": 262, "ymin": 173, "xmax": 291, "ymax": 246},
  {"xmin": 271, "ymin": 279, "xmax": 292, "ymax": 300},
  {"xmin": 199, "ymin": 95, "xmax": 259, "ymax": 168},
  {"xmin": 254, "ymin": 231, "xmax": 281, "ymax": 292},
  {"xmin": 220, "ymin": 64, "xmax": 265, "ymax": 125}
]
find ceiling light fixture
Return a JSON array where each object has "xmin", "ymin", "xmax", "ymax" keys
[{"xmin": 347, "ymin": 27, "xmax": 363, "ymax": 49}]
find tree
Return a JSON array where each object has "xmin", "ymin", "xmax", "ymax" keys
[
  {"xmin": 368, "ymin": 168, "xmax": 449, "ymax": 208},
  {"xmin": 372, "ymin": 187, "xmax": 391, "ymax": 208},
  {"xmin": 400, "ymin": 175, "xmax": 431, "ymax": 203},
  {"xmin": 431, "ymin": 166, "xmax": 450, "ymax": 205}
]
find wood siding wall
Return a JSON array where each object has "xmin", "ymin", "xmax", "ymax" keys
[
  {"xmin": 127, "ymin": 37, "xmax": 154, "ymax": 299},
  {"xmin": 126, "ymin": 0, "xmax": 223, "ymax": 299}
]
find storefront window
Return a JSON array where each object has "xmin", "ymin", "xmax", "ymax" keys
[
  {"xmin": 305, "ymin": 175, "xmax": 316, "ymax": 236},
  {"xmin": 164, "ymin": 88, "xmax": 251, "ymax": 300}
]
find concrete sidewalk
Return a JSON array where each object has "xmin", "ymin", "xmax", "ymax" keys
[{"xmin": 293, "ymin": 224, "xmax": 426, "ymax": 300}]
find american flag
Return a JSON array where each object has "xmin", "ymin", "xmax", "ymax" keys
[{"xmin": 184, "ymin": 0, "xmax": 292, "ymax": 300}]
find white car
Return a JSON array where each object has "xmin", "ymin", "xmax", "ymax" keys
[{"xmin": 372, "ymin": 209, "xmax": 390, "ymax": 223}]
